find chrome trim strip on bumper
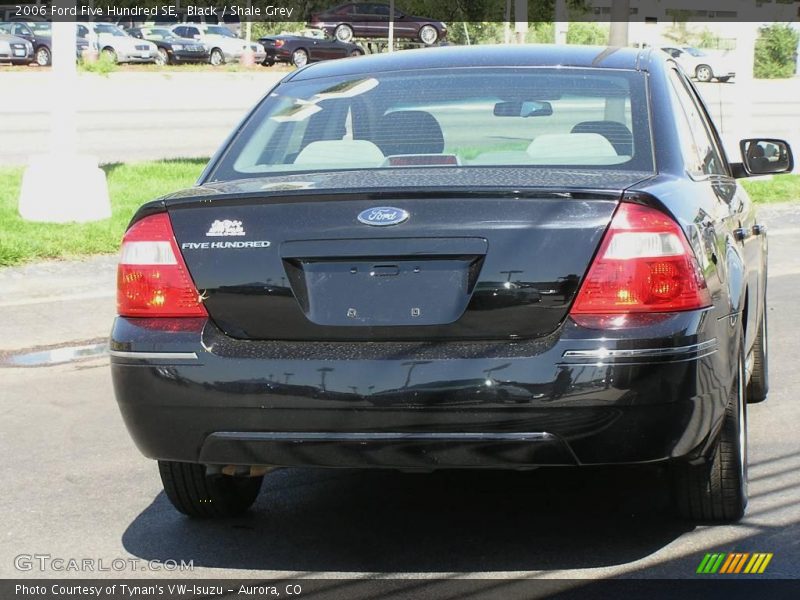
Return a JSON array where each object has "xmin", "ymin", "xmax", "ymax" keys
[
  {"xmin": 109, "ymin": 350, "xmax": 198, "ymax": 360},
  {"xmin": 562, "ymin": 339, "xmax": 718, "ymax": 360},
  {"xmin": 213, "ymin": 432, "xmax": 555, "ymax": 443}
]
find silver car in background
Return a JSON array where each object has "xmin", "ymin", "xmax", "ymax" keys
[
  {"xmin": 0, "ymin": 31, "xmax": 32, "ymax": 64},
  {"xmin": 661, "ymin": 46, "xmax": 736, "ymax": 82},
  {"xmin": 77, "ymin": 22, "xmax": 157, "ymax": 64},
  {"xmin": 169, "ymin": 23, "xmax": 264, "ymax": 65}
]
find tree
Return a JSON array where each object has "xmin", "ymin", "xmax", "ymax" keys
[{"xmin": 754, "ymin": 23, "xmax": 799, "ymax": 79}]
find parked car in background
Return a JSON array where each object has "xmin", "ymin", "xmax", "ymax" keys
[
  {"xmin": 169, "ymin": 23, "xmax": 264, "ymax": 65},
  {"xmin": 0, "ymin": 31, "xmax": 31, "ymax": 64},
  {"xmin": 0, "ymin": 20, "xmax": 50, "ymax": 65},
  {"xmin": 309, "ymin": 2, "xmax": 446, "ymax": 45},
  {"xmin": 117, "ymin": 11, "xmax": 240, "ymax": 37},
  {"xmin": 111, "ymin": 45, "xmax": 791, "ymax": 523},
  {"xmin": 661, "ymin": 46, "xmax": 735, "ymax": 82},
  {"xmin": 127, "ymin": 26, "xmax": 210, "ymax": 65},
  {"xmin": 75, "ymin": 34, "xmax": 88, "ymax": 60},
  {"xmin": 1, "ymin": 21, "xmax": 91, "ymax": 64},
  {"xmin": 259, "ymin": 28, "xmax": 364, "ymax": 67},
  {"xmin": 77, "ymin": 22, "xmax": 156, "ymax": 64}
]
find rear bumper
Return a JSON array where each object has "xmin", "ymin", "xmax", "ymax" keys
[
  {"xmin": 264, "ymin": 48, "xmax": 291, "ymax": 64},
  {"xmin": 110, "ymin": 313, "xmax": 734, "ymax": 469}
]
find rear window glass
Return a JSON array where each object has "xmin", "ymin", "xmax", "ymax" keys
[{"xmin": 210, "ymin": 67, "xmax": 653, "ymax": 181}]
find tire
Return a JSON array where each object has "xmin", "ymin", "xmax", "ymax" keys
[
  {"xmin": 671, "ymin": 338, "xmax": 747, "ymax": 522},
  {"xmin": 35, "ymin": 46, "xmax": 51, "ymax": 66},
  {"xmin": 695, "ymin": 64, "xmax": 713, "ymax": 82},
  {"xmin": 155, "ymin": 48, "xmax": 169, "ymax": 66},
  {"xmin": 419, "ymin": 24, "xmax": 438, "ymax": 45},
  {"xmin": 209, "ymin": 48, "xmax": 224, "ymax": 66},
  {"xmin": 717, "ymin": 76, "xmax": 732, "ymax": 83},
  {"xmin": 349, "ymin": 49, "xmax": 363, "ymax": 58},
  {"xmin": 747, "ymin": 309, "xmax": 769, "ymax": 403},
  {"xmin": 334, "ymin": 24, "xmax": 354, "ymax": 43},
  {"xmin": 292, "ymin": 48, "xmax": 308, "ymax": 68},
  {"xmin": 101, "ymin": 47, "xmax": 117, "ymax": 63},
  {"xmin": 158, "ymin": 460, "xmax": 263, "ymax": 518}
]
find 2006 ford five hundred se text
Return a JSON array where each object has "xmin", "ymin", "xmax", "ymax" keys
[{"xmin": 110, "ymin": 45, "xmax": 793, "ymax": 521}]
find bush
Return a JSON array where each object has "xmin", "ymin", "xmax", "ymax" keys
[
  {"xmin": 754, "ymin": 23, "xmax": 799, "ymax": 79},
  {"xmin": 567, "ymin": 22, "xmax": 609, "ymax": 46},
  {"xmin": 79, "ymin": 51, "xmax": 117, "ymax": 76}
]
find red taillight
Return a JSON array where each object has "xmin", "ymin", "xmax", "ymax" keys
[
  {"xmin": 117, "ymin": 213, "xmax": 207, "ymax": 317},
  {"xmin": 570, "ymin": 202, "xmax": 711, "ymax": 316}
]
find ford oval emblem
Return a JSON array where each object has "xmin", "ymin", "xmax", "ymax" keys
[{"xmin": 357, "ymin": 207, "xmax": 409, "ymax": 227}]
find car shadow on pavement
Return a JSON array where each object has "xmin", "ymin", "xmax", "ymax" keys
[{"xmin": 122, "ymin": 465, "xmax": 693, "ymax": 572}]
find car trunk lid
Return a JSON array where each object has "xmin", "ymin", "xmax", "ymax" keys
[{"xmin": 164, "ymin": 169, "xmax": 650, "ymax": 341}]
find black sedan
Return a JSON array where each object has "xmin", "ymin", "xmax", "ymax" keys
[
  {"xmin": 111, "ymin": 45, "xmax": 792, "ymax": 522},
  {"xmin": 308, "ymin": 2, "xmax": 446, "ymax": 45},
  {"xmin": 259, "ymin": 29, "xmax": 363, "ymax": 67},
  {"xmin": 126, "ymin": 26, "xmax": 209, "ymax": 65}
]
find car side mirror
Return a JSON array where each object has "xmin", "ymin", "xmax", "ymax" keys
[{"xmin": 736, "ymin": 138, "xmax": 794, "ymax": 177}]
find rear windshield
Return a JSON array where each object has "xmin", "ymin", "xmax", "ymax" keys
[{"xmin": 209, "ymin": 67, "xmax": 653, "ymax": 181}]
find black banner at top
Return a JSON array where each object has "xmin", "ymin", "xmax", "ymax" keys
[{"xmin": 3, "ymin": 0, "xmax": 800, "ymax": 23}]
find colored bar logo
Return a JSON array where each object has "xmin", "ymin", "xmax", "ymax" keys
[{"xmin": 696, "ymin": 553, "xmax": 773, "ymax": 574}]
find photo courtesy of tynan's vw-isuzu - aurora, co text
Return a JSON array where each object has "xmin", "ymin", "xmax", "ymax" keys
[{"xmin": 109, "ymin": 45, "xmax": 793, "ymax": 523}]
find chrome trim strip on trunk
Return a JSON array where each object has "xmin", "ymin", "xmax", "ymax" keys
[
  {"xmin": 109, "ymin": 350, "xmax": 198, "ymax": 360},
  {"xmin": 562, "ymin": 339, "xmax": 717, "ymax": 360}
]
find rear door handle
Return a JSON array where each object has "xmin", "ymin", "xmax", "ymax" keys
[{"xmin": 752, "ymin": 224, "xmax": 766, "ymax": 236}]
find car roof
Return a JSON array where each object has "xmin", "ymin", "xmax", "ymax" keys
[{"xmin": 288, "ymin": 44, "xmax": 651, "ymax": 82}]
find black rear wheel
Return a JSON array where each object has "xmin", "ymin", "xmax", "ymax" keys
[
  {"xmin": 671, "ymin": 337, "xmax": 747, "ymax": 522},
  {"xmin": 158, "ymin": 461, "xmax": 263, "ymax": 518}
]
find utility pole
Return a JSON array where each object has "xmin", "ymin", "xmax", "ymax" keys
[
  {"xmin": 554, "ymin": 0, "xmax": 568, "ymax": 45},
  {"xmin": 609, "ymin": 0, "xmax": 630, "ymax": 47},
  {"xmin": 18, "ymin": 0, "xmax": 110, "ymax": 223},
  {"xmin": 387, "ymin": 0, "xmax": 394, "ymax": 52},
  {"xmin": 245, "ymin": 0, "xmax": 252, "ymax": 41},
  {"xmin": 514, "ymin": 0, "xmax": 528, "ymax": 44},
  {"xmin": 503, "ymin": 0, "xmax": 511, "ymax": 44}
]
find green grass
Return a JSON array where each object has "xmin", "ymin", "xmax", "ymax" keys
[
  {"xmin": 741, "ymin": 174, "xmax": 800, "ymax": 203},
  {"xmin": 0, "ymin": 159, "xmax": 206, "ymax": 266}
]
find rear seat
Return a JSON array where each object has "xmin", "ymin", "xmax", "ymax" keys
[{"xmin": 294, "ymin": 140, "xmax": 385, "ymax": 168}]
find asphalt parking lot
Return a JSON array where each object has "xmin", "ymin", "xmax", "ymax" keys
[{"xmin": 1, "ymin": 203, "xmax": 798, "ymax": 581}]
